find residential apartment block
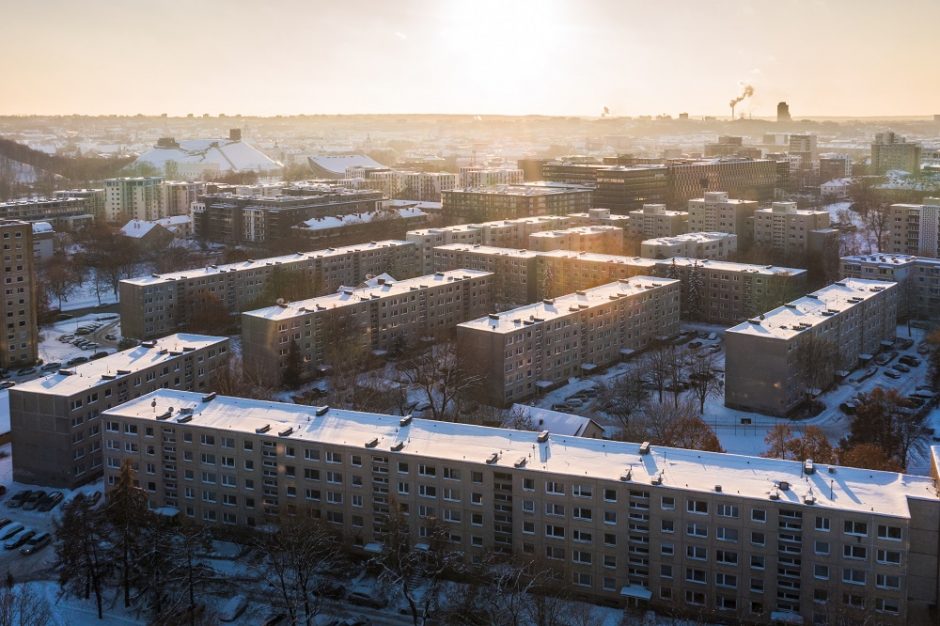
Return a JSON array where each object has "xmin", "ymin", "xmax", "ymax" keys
[
  {"xmin": 840, "ymin": 253, "xmax": 940, "ymax": 320},
  {"xmin": 686, "ymin": 192, "xmax": 759, "ymax": 248},
  {"xmin": 593, "ymin": 166, "xmax": 670, "ymax": 213},
  {"xmin": 457, "ymin": 277, "xmax": 680, "ymax": 405},
  {"xmin": 52, "ymin": 188, "xmax": 105, "ymax": 222},
  {"xmin": 101, "ymin": 388, "xmax": 940, "ymax": 625},
  {"xmin": 753, "ymin": 203, "xmax": 832, "ymax": 257},
  {"xmin": 10, "ymin": 333, "xmax": 229, "ymax": 488},
  {"xmin": 528, "ymin": 225, "xmax": 624, "ymax": 255},
  {"xmin": 655, "ymin": 258, "xmax": 806, "ymax": 326},
  {"xmin": 0, "ymin": 196, "xmax": 95, "ymax": 230},
  {"xmin": 119, "ymin": 240, "xmax": 420, "ymax": 340},
  {"xmin": 289, "ymin": 207, "xmax": 430, "ymax": 250},
  {"xmin": 725, "ymin": 279, "xmax": 898, "ymax": 416},
  {"xmin": 161, "ymin": 180, "xmax": 204, "ymax": 216},
  {"xmin": 0, "ymin": 220, "xmax": 38, "ymax": 368},
  {"xmin": 431, "ymin": 245, "xmax": 540, "ymax": 307},
  {"xmin": 640, "ymin": 232, "xmax": 738, "ymax": 260},
  {"xmin": 406, "ymin": 215, "xmax": 571, "ymax": 272},
  {"xmin": 667, "ymin": 158, "xmax": 779, "ymax": 205},
  {"xmin": 535, "ymin": 250, "xmax": 658, "ymax": 299},
  {"xmin": 871, "ymin": 132, "xmax": 922, "ymax": 175},
  {"xmin": 627, "ymin": 204, "xmax": 689, "ymax": 239},
  {"xmin": 104, "ymin": 177, "xmax": 164, "ymax": 222},
  {"xmin": 885, "ymin": 199, "xmax": 940, "ymax": 258},
  {"xmin": 441, "ymin": 183, "xmax": 593, "ymax": 223},
  {"xmin": 241, "ymin": 270, "xmax": 494, "ymax": 385},
  {"xmin": 458, "ymin": 166, "xmax": 525, "ymax": 188}
]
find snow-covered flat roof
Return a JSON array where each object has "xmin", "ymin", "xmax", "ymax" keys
[
  {"xmin": 14, "ymin": 334, "xmax": 229, "ymax": 397},
  {"xmin": 122, "ymin": 240, "xmax": 413, "ymax": 286},
  {"xmin": 726, "ymin": 278, "xmax": 896, "ymax": 340},
  {"xmin": 447, "ymin": 184, "xmax": 590, "ymax": 197},
  {"xmin": 243, "ymin": 269, "xmax": 492, "ymax": 321},
  {"xmin": 537, "ymin": 249, "xmax": 658, "ymax": 267},
  {"xmin": 529, "ymin": 225, "xmax": 622, "ymax": 238},
  {"xmin": 105, "ymin": 390, "xmax": 940, "ymax": 519},
  {"xmin": 458, "ymin": 276, "xmax": 677, "ymax": 334},
  {"xmin": 297, "ymin": 208, "xmax": 426, "ymax": 231},
  {"xmin": 509, "ymin": 404, "xmax": 600, "ymax": 437},
  {"xmin": 567, "ymin": 211, "xmax": 630, "ymax": 221},
  {"xmin": 432, "ymin": 244, "xmax": 541, "ymax": 259},
  {"xmin": 842, "ymin": 253, "xmax": 940, "ymax": 268},
  {"xmin": 642, "ymin": 232, "xmax": 736, "ymax": 246},
  {"xmin": 660, "ymin": 256, "xmax": 805, "ymax": 276}
]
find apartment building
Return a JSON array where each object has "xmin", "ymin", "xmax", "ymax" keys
[
  {"xmin": 871, "ymin": 132, "xmax": 922, "ymax": 175},
  {"xmin": 641, "ymin": 232, "xmax": 738, "ymax": 260},
  {"xmin": 101, "ymin": 388, "xmax": 940, "ymax": 625},
  {"xmin": 52, "ymin": 188, "xmax": 105, "ymax": 221},
  {"xmin": 400, "ymin": 172, "xmax": 457, "ymax": 202},
  {"xmin": 441, "ymin": 183, "xmax": 593, "ymax": 223},
  {"xmin": 840, "ymin": 253, "xmax": 940, "ymax": 320},
  {"xmin": 161, "ymin": 181, "xmax": 204, "ymax": 216},
  {"xmin": 458, "ymin": 277, "xmax": 680, "ymax": 405},
  {"xmin": 753, "ymin": 203, "xmax": 832, "ymax": 258},
  {"xmin": 667, "ymin": 158, "xmax": 779, "ymax": 205},
  {"xmin": 703, "ymin": 136, "xmax": 762, "ymax": 159},
  {"xmin": 241, "ymin": 270, "xmax": 494, "ymax": 386},
  {"xmin": 458, "ymin": 166, "xmax": 525, "ymax": 188},
  {"xmin": 687, "ymin": 192, "xmax": 759, "ymax": 249},
  {"xmin": 432, "ymin": 245, "xmax": 540, "ymax": 307},
  {"xmin": 725, "ymin": 279, "xmax": 898, "ymax": 416},
  {"xmin": 567, "ymin": 208, "xmax": 632, "ymax": 230},
  {"xmin": 0, "ymin": 220, "xmax": 38, "ymax": 369},
  {"xmin": 104, "ymin": 177, "xmax": 164, "ymax": 222},
  {"xmin": 788, "ymin": 135, "xmax": 818, "ymax": 170},
  {"xmin": 535, "ymin": 250, "xmax": 658, "ymax": 299},
  {"xmin": 654, "ymin": 258, "xmax": 807, "ymax": 326},
  {"xmin": 818, "ymin": 155, "xmax": 852, "ymax": 182},
  {"xmin": 10, "ymin": 333, "xmax": 229, "ymax": 488},
  {"xmin": 593, "ymin": 166, "xmax": 670, "ymax": 213},
  {"xmin": 528, "ymin": 225, "xmax": 624, "ymax": 255},
  {"xmin": 627, "ymin": 204, "xmax": 689, "ymax": 239},
  {"xmin": 290, "ymin": 207, "xmax": 430, "ymax": 250},
  {"xmin": 0, "ymin": 197, "xmax": 95, "ymax": 230},
  {"xmin": 119, "ymin": 240, "xmax": 420, "ymax": 340},
  {"xmin": 885, "ymin": 199, "xmax": 940, "ymax": 258},
  {"xmin": 406, "ymin": 216, "xmax": 571, "ymax": 273}
]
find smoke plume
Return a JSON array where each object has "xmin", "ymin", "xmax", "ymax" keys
[{"xmin": 729, "ymin": 84, "xmax": 755, "ymax": 109}]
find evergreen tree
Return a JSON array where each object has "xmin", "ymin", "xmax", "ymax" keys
[
  {"xmin": 105, "ymin": 459, "xmax": 149, "ymax": 608},
  {"xmin": 55, "ymin": 498, "xmax": 109, "ymax": 619},
  {"xmin": 282, "ymin": 339, "xmax": 304, "ymax": 388},
  {"xmin": 687, "ymin": 261, "xmax": 705, "ymax": 321}
]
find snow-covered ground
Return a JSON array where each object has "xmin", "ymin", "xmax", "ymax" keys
[{"xmin": 529, "ymin": 323, "xmax": 935, "ymax": 472}]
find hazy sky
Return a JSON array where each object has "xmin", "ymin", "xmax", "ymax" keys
[{"xmin": 2, "ymin": 0, "xmax": 939, "ymax": 117}]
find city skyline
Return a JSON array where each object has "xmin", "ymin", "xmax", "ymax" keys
[{"xmin": 2, "ymin": 0, "xmax": 940, "ymax": 118}]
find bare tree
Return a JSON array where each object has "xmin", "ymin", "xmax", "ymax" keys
[
  {"xmin": 686, "ymin": 350, "xmax": 723, "ymax": 414},
  {"xmin": 400, "ymin": 342, "xmax": 482, "ymax": 421},
  {"xmin": 596, "ymin": 366, "xmax": 648, "ymax": 434},
  {"xmin": 0, "ymin": 585, "xmax": 53, "ymax": 626},
  {"xmin": 863, "ymin": 203, "xmax": 892, "ymax": 253},
  {"xmin": 54, "ymin": 498, "xmax": 109, "ymax": 619},
  {"xmin": 794, "ymin": 334, "xmax": 839, "ymax": 401},
  {"xmin": 643, "ymin": 345, "xmax": 671, "ymax": 404}
]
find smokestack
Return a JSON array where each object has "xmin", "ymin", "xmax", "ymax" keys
[{"xmin": 729, "ymin": 85, "xmax": 755, "ymax": 120}]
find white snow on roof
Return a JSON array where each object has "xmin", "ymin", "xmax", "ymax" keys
[
  {"xmin": 243, "ymin": 269, "xmax": 491, "ymax": 321},
  {"xmin": 135, "ymin": 139, "xmax": 282, "ymax": 173},
  {"xmin": 529, "ymin": 225, "xmax": 622, "ymax": 238},
  {"xmin": 30, "ymin": 222, "xmax": 54, "ymax": 234},
  {"xmin": 122, "ymin": 240, "xmax": 414, "ymax": 286},
  {"xmin": 13, "ymin": 334, "xmax": 228, "ymax": 396},
  {"xmin": 459, "ymin": 276, "xmax": 677, "ymax": 334},
  {"xmin": 120, "ymin": 219, "xmax": 159, "ymax": 238},
  {"xmin": 105, "ymin": 389, "xmax": 940, "ymax": 519},
  {"xmin": 842, "ymin": 253, "xmax": 940, "ymax": 268},
  {"xmin": 433, "ymin": 244, "xmax": 541, "ymax": 259},
  {"xmin": 297, "ymin": 207, "xmax": 426, "ymax": 231},
  {"xmin": 537, "ymin": 249, "xmax": 659, "ymax": 267},
  {"xmin": 642, "ymin": 232, "xmax": 736, "ymax": 246},
  {"xmin": 660, "ymin": 256, "xmax": 804, "ymax": 276},
  {"xmin": 307, "ymin": 154, "xmax": 385, "ymax": 175},
  {"xmin": 726, "ymin": 278, "xmax": 896, "ymax": 340},
  {"xmin": 510, "ymin": 404, "xmax": 600, "ymax": 437}
]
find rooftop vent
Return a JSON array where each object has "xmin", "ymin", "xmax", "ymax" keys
[
  {"xmin": 803, "ymin": 460, "xmax": 815, "ymax": 475},
  {"xmin": 176, "ymin": 415, "xmax": 192, "ymax": 424},
  {"xmin": 778, "ymin": 481, "xmax": 791, "ymax": 491},
  {"xmin": 255, "ymin": 424, "xmax": 271, "ymax": 434},
  {"xmin": 315, "ymin": 406, "xmax": 329, "ymax": 416},
  {"xmin": 650, "ymin": 472, "xmax": 662, "ymax": 485},
  {"xmin": 639, "ymin": 441, "xmax": 651, "ymax": 455},
  {"xmin": 514, "ymin": 457, "xmax": 527, "ymax": 468},
  {"xmin": 714, "ymin": 485, "xmax": 722, "ymax": 493},
  {"xmin": 201, "ymin": 392, "xmax": 217, "ymax": 403},
  {"xmin": 390, "ymin": 441, "xmax": 405, "ymax": 452},
  {"xmin": 620, "ymin": 468, "xmax": 633, "ymax": 482},
  {"xmin": 803, "ymin": 493, "xmax": 817, "ymax": 505},
  {"xmin": 537, "ymin": 430, "xmax": 550, "ymax": 443},
  {"xmin": 156, "ymin": 410, "xmax": 173, "ymax": 421},
  {"xmin": 278, "ymin": 427, "xmax": 294, "ymax": 437},
  {"xmin": 399, "ymin": 415, "xmax": 413, "ymax": 427},
  {"xmin": 485, "ymin": 452, "xmax": 499, "ymax": 465},
  {"xmin": 769, "ymin": 489, "xmax": 780, "ymax": 500},
  {"xmin": 365, "ymin": 438, "xmax": 379, "ymax": 448},
  {"xmin": 116, "ymin": 369, "xmax": 132, "ymax": 376}
]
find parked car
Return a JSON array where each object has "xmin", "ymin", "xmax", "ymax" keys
[
  {"xmin": 7, "ymin": 491, "xmax": 31, "ymax": 509},
  {"xmin": 104, "ymin": 334, "xmax": 117, "ymax": 341},
  {"xmin": 40, "ymin": 362, "xmax": 61, "ymax": 371},
  {"xmin": 218, "ymin": 595, "xmax": 248, "ymax": 622},
  {"xmin": 74, "ymin": 328, "xmax": 92, "ymax": 335},
  {"xmin": 885, "ymin": 370, "xmax": 901, "ymax": 379},
  {"xmin": 917, "ymin": 344, "xmax": 930, "ymax": 355},
  {"xmin": 0, "ymin": 518, "xmax": 12, "ymax": 530},
  {"xmin": 839, "ymin": 401, "xmax": 857, "ymax": 414},
  {"xmin": 66, "ymin": 356, "xmax": 89, "ymax": 366},
  {"xmin": 0, "ymin": 524, "xmax": 23, "ymax": 540},
  {"xmin": 5, "ymin": 529, "xmax": 34, "ymax": 550},
  {"xmin": 20, "ymin": 532, "xmax": 50, "ymax": 555},
  {"xmin": 688, "ymin": 340, "xmax": 703, "ymax": 350},
  {"xmin": 37, "ymin": 491, "xmax": 63, "ymax": 512},
  {"xmin": 892, "ymin": 363, "xmax": 911, "ymax": 373},
  {"xmin": 898, "ymin": 338, "xmax": 914, "ymax": 349},
  {"xmin": 898, "ymin": 355, "xmax": 921, "ymax": 367},
  {"xmin": 82, "ymin": 342, "xmax": 100, "ymax": 350},
  {"xmin": 22, "ymin": 491, "xmax": 46, "ymax": 511},
  {"xmin": 15, "ymin": 367, "xmax": 36, "ymax": 376},
  {"xmin": 89, "ymin": 351, "xmax": 109, "ymax": 360},
  {"xmin": 0, "ymin": 381, "xmax": 15, "ymax": 390}
]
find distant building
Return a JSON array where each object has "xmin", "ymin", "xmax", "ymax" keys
[
  {"xmin": 841, "ymin": 253, "xmax": 940, "ymax": 319},
  {"xmin": 0, "ymin": 196, "xmax": 94, "ymax": 230},
  {"xmin": 53, "ymin": 188, "xmax": 105, "ymax": 221},
  {"xmin": 640, "ymin": 232, "xmax": 737, "ymax": 260},
  {"xmin": 308, "ymin": 154, "xmax": 386, "ymax": 179},
  {"xmin": 441, "ymin": 183, "xmax": 592, "ymax": 223},
  {"xmin": 704, "ymin": 136, "xmax": 761, "ymax": 159},
  {"xmin": 161, "ymin": 181, "xmax": 203, "ymax": 216},
  {"xmin": 290, "ymin": 207, "xmax": 429, "ymax": 250},
  {"xmin": 627, "ymin": 204, "xmax": 688, "ymax": 239},
  {"xmin": 134, "ymin": 131, "xmax": 282, "ymax": 179},
  {"xmin": 458, "ymin": 166, "xmax": 524, "ymax": 188},
  {"xmin": 458, "ymin": 277, "xmax": 680, "ymax": 405},
  {"xmin": 820, "ymin": 178, "xmax": 852, "ymax": 200},
  {"xmin": 666, "ymin": 158, "xmax": 778, "ymax": 205},
  {"xmin": 752, "ymin": 202, "xmax": 831, "ymax": 257},
  {"xmin": 31, "ymin": 222, "xmax": 55, "ymax": 263},
  {"xmin": 871, "ymin": 131, "xmax": 922, "ymax": 175},
  {"xmin": 818, "ymin": 154, "xmax": 852, "ymax": 181},
  {"xmin": 119, "ymin": 219, "xmax": 174, "ymax": 248},
  {"xmin": 788, "ymin": 134, "xmax": 818, "ymax": 170},
  {"xmin": 686, "ymin": 192, "xmax": 759, "ymax": 247},
  {"xmin": 528, "ymin": 225, "xmax": 624, "ymax": 255},
  {"xmin": 431, "ymin": 244, "xmax": 540, "ymax": 307},
  {"xmin": 593, "ymin": 166, "xmax": 669, "ymax": 213},
  {"xmin": 725, "ymin": 278, "xmax": 897, "ymax": 416},
  {"xmin": 0, "ymin": 220, "xmax": 38, "ymax": 368},
  {"xmin": 776, "ymin": 101, "xmax": 791, "ymax": 122},
  {"xmin": 884, "ymin": 199, "xmax": 940, "ymax": 257},
  {"xmin": 241, "ymin": 270, "xmax": 494, "ymax": 385},
  {"xmin": 104, "ymin": 177, "xmax": 164, "ymax": 222},
  {"xmin": 507, "ymin": 404, "xmax": 604, "ymax": 438}
]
